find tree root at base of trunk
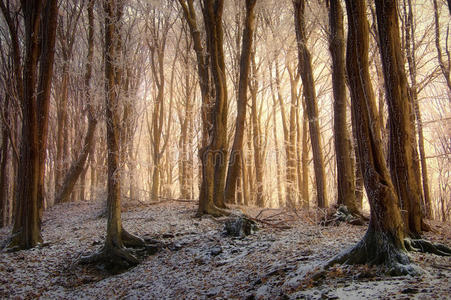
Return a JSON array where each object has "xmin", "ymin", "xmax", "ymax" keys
[
  {"xmin": 404, "ymin": 238, "xmax": 451, "ymax": 256},
  {"xmin": 326, "ymin": 230, "xmax": 423, "ymax": 276},
  {"xmin": 78, "ymin": 231, "xmax": 161, "ymax": 274},
  {"xmin": 196, "ymin": 204, "xmax": 231, "ymax": 217},
  {"xmin": 79, "ymin": 244, "xmax": 140, "ymax": 274}
]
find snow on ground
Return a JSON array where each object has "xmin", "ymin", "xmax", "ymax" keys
[{"xmin": 0, "ymin": 200, "xmax": 450, "ymax": 299}]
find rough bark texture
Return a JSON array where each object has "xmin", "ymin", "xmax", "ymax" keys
[
  {"xmin": 293, "ymin": 0, "xmax": 328, "ymax": 208},
  {"xmin": 224, "ymin": 0, "xmax": 256, "ymax": 205},
  {"xmin": 178, "ymin": 0, "xmax": 227, "ymax": 216},
  {"xmin": 328, "ymin": 0, "xmax": 357, "ymax": 214},
  {"xmin": 329, "ymin": 0, "xmax": 418, "ymax": 275},
  {"xmin": 7, "ymin": 0, "xmax": 58, "ymax": 250},
  {"xmin": 375, "ymin": 0, "xmax": 423, "ymax": 236}
]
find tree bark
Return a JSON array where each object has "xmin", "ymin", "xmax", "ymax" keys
[
  {"xmin": 328, "ymin": 0, "xmax": 357, "ymax": 214},
  {"xmin": 224, "ymin": 0, "xmax": 256, "ymax": 205},
  {"xmin": 293, "ymin": 0, "xmax": 328, "ymax": 208},
  {"xmin": 375, "ymin": 0, "xmax": 423, "ymax": 236},
  {"xmin": 329, "ymin": 0, "xmax": 417, "ymax": 275},
  {"xmin": 178, "ymin": 0, "xmax": 227, "ymax": 216}
]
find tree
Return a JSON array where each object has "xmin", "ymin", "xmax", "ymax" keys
[
  {"xmin": 293, "ymin": 0, "xmax": 328, "ymax": 208},
  {"xmin": 328, "ymin": 0, "xmax": 417, "ymax": 275},
  {"xmin": 327, "ymin": 0, "xmax": 357, "ymax": 214},
  {"xmin": 4, "ymin": 0, "xmax": 58, "ymax": 250},
  {"xmin": 55, "ymin": 0, "xmax": 97, "ymax": 204},
  {"xmin": 178, "ymin": 0, "xmax": 228, "ymax": 216},
  {"xmin": 224, "ymin": 0, "xmax": 257, "ymax": 205},
  {"xmin": 375, "ymin": 0, "xmax": 423, "ymax": 236},
  {"xmin": 80, "ymin": 0, "xmax": 148, "ymax": 271},
  {"xmin": 432, "ymin": 0, "xmax": 451, "ymax": 93},
  {"xmin": 402, "ymin": 0, "xmax": 432, "ymax": 219}
]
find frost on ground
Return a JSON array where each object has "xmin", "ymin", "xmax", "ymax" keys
[{"xmin": 0, "ymin": 200, "xmax": 449, "ymax": 299}]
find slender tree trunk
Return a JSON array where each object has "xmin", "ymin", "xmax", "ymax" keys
[
  {"xmin": 55, "ymin": 0, "xmax": 96, "ymax": 204},
  {"xmin": 270, "ymin": 80, "xmax": 284, "ymax": 207},
  {"xmin": 375, "ymin": 0, "xmax": 423, "ymax": 236},
  {"xmin": 0, "ymin": 118, "xmax": 8, "ymax": 228},
  {"xmin": 293, "ymin": 0, "xmax": 328, "ymax": 208},
  {"xmin": 328, "ymin": 0, "xmax": 357, "ymax": 213},
  {"xmin": 433, "ymin": 0, "xmax": 451, "ymax": 93},
  {"xmin": 224, "ymin": 0, "xmax": 257, "ymax": 204},
  {"xmin": 286, "ymin": 66, "xmax": 299, "ymax": 207},
  {"xmin": 301, "ymin": 99, "xmax": 310, "ymax": 208},
  {"xmin": 403, "ymin": 0, "xmax": 432, "ymax": 218}
]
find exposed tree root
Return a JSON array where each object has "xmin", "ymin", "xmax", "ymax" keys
[
  {"xmin": 3, "ymin": 231, "xmax": 43, "ymax": 252},
  {"xmin": 404, "ymin": 238, "xmax": 451, "ymax": 256},
  {"xmin": 326, "ymin": 229, "xmax": 423, "ymax": 276},
  {"xmin": 122, "ymin": 230, "xmax": 146, "ymax": 248},
  {"xmin": 197, "ymin": 203, "xmax": 231, "ymax": 218},
  {"xmin": 79, "ymin": 244, "xmax": 140, "ymax": 274},
  {"xmin": 79, "ymin": 231, "xmax": 161, "ymax": 274}
]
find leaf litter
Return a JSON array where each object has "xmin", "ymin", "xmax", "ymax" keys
[{"xmin": 0, "ymin": 200, "xmax": 449, "ymax": 299}]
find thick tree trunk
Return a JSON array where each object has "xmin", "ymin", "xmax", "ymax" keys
[
  {"xmin": 328, "ymin": 0, "xmax": 357, "ymax": 214},
  {"xmin": 224, "ymin": 0, "xmax": 256, "ymax": 205},
  {"xmin": 9, "ymin": 1, "xmax": 44, "ymax": 250},
  {"xmin": 375, "ymin": 0, "xmax": 423, "ymax": 236},
  {"xmin": 203, "ymin": 0, "xmax": 229, "ymax": 210},
  {"xmin": 329, "ymin": 0, "xmax": 417, "ymax": 275},
  {"xmin": 293, "ymin": 0, "xmax": 328, "ymax": 208},
  {"xmin": 179, "ymin": 0, "xmax": 226, "ymax": 215}
]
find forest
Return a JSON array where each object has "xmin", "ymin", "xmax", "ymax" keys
[{"xmin": 0, "ymin": 0, "xmax": 450, "ymax": 298}]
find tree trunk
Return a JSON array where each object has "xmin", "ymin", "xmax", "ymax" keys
[
  {"xmin": 293, "ymin": 0, "xmax": 328, "ymax": 208},
  {"xmin": 54, "ymin": 119, "xmax": 96, "ymax": 204},
  {"xmin": 301, "ymin": 99, "xmax": 310, "ymax": 208},
  {"xmin": 329, "ymin": 0, "xmax": 418, "ymax": 275},
  {"xmin": 224, "ymin": 0, "xmax": 257, "ymax": 205},
  {"xmin": 9, "ymin": 1, "xmax": 44, "ymax": 249},
  {"xmin": 0, "ymin": 117, "xmax": 8, "ymax": 228},
  {"xmin": 328, "ymin": 0, "xmax": 357, "ymax": 214},
  {"xmin": 55, "ymin": 0, "xmax": 96, "ymax": 204},
  {"xmin": 403, "ymin": 0, "xmax": 432, "ymax": 218},
  {"xmin": 433, "ymin": 0, "xmax": 451, "ymax": 93},
  {"xmin": 375, "ymin": 0, "xmax": 423, "ymax": 236},
  {"xmin": 286, "ymin": 65, "xmax": 299, "ymax": 207},
  {"xmin": 178, "ymin": 0, "xmax": 227, "ymax": 216}
]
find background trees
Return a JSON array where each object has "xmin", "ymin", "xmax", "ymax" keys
[{"xmin": 0, "ymin": 0, "xmax": 449, "ymax": 253}]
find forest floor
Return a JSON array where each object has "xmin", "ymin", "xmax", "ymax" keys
[{"xmin": 0, "ymin": 199, "xmax": 450, "ymax": 299}]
